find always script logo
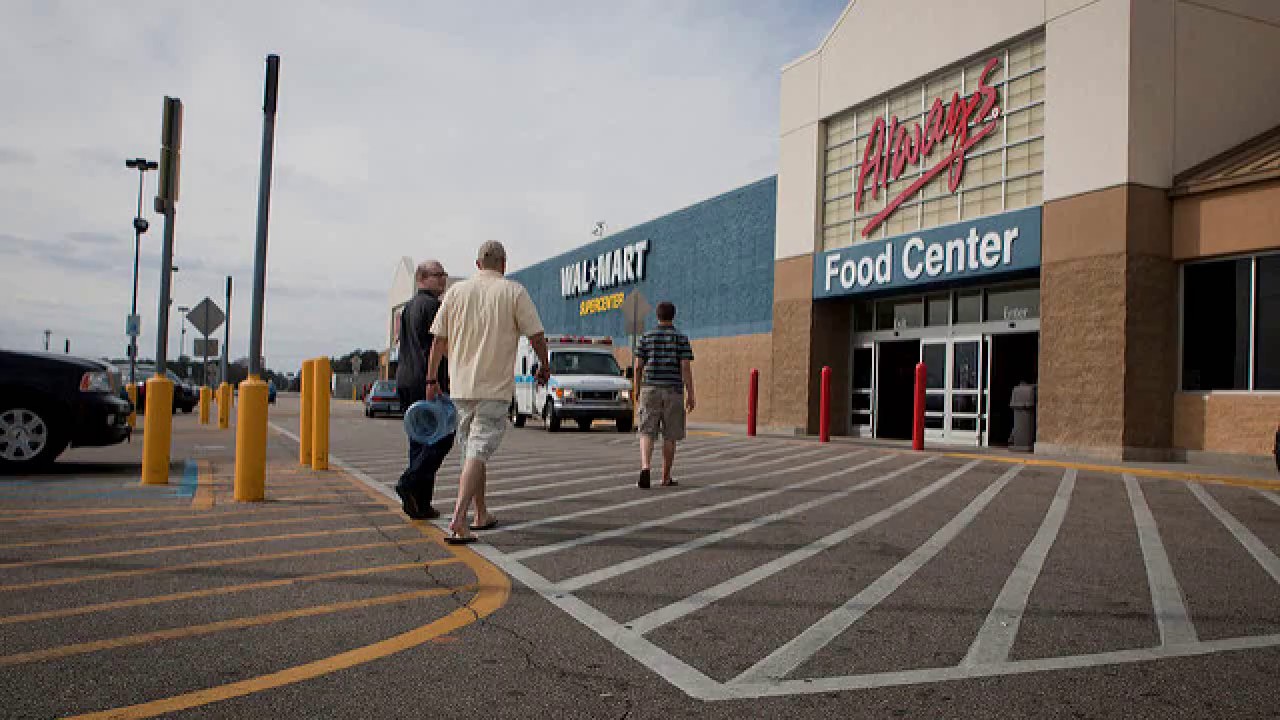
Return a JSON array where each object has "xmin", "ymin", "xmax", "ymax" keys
[{"xmin": 855, "ymin": 56, "xmax": 1003, "ymax": 238}]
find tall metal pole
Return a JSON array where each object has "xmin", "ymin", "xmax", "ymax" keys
[
  {"xmin": 248, "ymin": 55, "xmax": 279, "ymax": 380},
  {"xmin": 154, "ymin": 97, "xmax": 182, "ymax": 376},
  {"xmin": 130, "ymin": 170, "xmax": 144, "ymax": 384},
  {"xmin": 222, "ymin": 276, "xmax": 231, "ymax": 386}
]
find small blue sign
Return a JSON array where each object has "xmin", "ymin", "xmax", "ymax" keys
[{"xmin": 813, "ymin": 206, "xmax": 1042, "ymax": 299}]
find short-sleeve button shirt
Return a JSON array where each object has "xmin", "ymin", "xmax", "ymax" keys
[
  {"xmin": 636, "ymin": 324, "xmax": 694, "ymax": 391},
  {"xmin": 430, "ymin": 270, "xmax": 545, "ymax": 401}
]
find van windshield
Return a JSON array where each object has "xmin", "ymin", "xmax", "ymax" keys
[{"xmin": 550, "ymin": 351, "xmax": 622, "ymax": 376}]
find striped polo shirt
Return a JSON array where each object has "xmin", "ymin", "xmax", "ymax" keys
[{"xmin": 637, "ymin": 324, "xmax": 694, "ymax": 390}]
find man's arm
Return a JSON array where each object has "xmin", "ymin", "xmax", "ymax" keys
[
  {"xmin": 425, "ymin": 337, "xmax": 448, "ymax": 401},
  {"xmin": 682, "ymin": 359, "xmax": 696, "ymax": 413},
  {"xmin": 529, "ymin": 332, "xmax": 551, "ymax": 383}
]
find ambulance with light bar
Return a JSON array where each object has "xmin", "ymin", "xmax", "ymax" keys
[{"xmin": 512, "ymin": 335, "xmax": 634, "ymax": 432}]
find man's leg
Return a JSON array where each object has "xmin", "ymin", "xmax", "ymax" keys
[
  {"xmin": 396, "ymin": 386, "xmax": 428, "ymax": 518},
  {"xmin": 413, "ymin": 432, "xmax": 454, "ymax": 518},
  {"xmin": 469, "ymin": 402, "xmax": 506, "ymax": 527},
  {"xmin": 450, "ymin": 457, "xmax": 485, "ymax": 538},
  {"xmin": 661, "ymin": 439, "xmax": 677, "ymax": 484},
  {"xmin": 637, "ymin": 388, "xmax": 658, "ymax": 489}
]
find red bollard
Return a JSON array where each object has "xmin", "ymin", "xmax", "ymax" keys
[
  {"xmin": 747, "ymin": 368, "xmax": 759, "ymax": 437},
  {"xmin": 819, "ymin": 366, "xmax": 831, "ymax": 443},
  {"xmin": 913, "ymin": 362, "xmax": 927, "ymax": 451}
]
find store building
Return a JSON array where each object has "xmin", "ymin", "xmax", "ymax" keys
[
  {"xmin": 387, "ymin": 0, "xmax": 1279, "ymax": 465},
  {"xmin": 773, "ymin": 0, "xmax": 1280, "ymax": 463}
]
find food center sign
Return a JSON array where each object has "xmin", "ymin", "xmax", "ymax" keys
[
  {"xmin": 561, "ymin": 240, "xmax": 650, "ymax": 298},
  {"xmin": 813, "ymin": 206, "xmax": 1042, "ymax": 299}
]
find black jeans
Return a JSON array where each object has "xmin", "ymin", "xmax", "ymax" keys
[{"xmin": 397, "ymin": 385, "xmax": 455, "ymax": 508}]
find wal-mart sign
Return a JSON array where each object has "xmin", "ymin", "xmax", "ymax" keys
[{"xmin": 813, "ymin": 206, "xmax": 1041, "ymax": 299}]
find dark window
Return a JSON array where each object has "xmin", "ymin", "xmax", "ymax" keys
[
  {"xmin": 986, "ymin": 284, "xmax": 1040, "ymax": 322},
  {"xmin": 853, "ymin": 301, "xmax": 874, "ymax": 333},
  {"xmin": 852, "ymin": 348, "xmax": 873, "ymax": 388},
  {"xmin": 926, "ymin": 394, "xmax": 944, "ymax": 413},
  {"xmin": 923, "ymin": 344, "xmax": 946, "ymax": 389},
  {"xmin": 1182, "ymin": 259, "xmax": 1251, "ymax": 391},
  {"xmin": 952, "ymin": 417, "xmax": 978, "ymax": 431},
  {"xmin": 1257, "ymin": 256, "xmax": 1280, "ymax": 390},
  {"xmin": 926, "ymin": 294, "xmax": 950, "ymax": 326},
  {"xmin": 877, "ymin": 298, "xmax": 924, "ymax": 330},
  {"xmin": 955, "ymin": 291, "xmax": 982, "ymax": 324}
]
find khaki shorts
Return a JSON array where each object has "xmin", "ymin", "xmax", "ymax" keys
[
  {"xmin": 454, "ymin": 399, "xmax": 509, "ymax": 462},
  {"xmin": 637, "ymin": 386, "xmax": 686, "ymax": 441}
]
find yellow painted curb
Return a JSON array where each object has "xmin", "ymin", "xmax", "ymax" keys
[
  {"xmin": 944, "ymin": 452, "xmax": 1280, "ymax": 492},
  {"xmin": 191, "ymin": 459, "xmax": 216, "ymax": 510}
]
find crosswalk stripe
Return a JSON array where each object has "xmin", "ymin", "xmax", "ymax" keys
[
  {"xmin": 736, "ymin": 460, "xmax": 1007, "ymax": 683},
  {"xmin": 1124, "ymin": 474, "xmax": 1198, "ymax": 646},
  {"xmin": 627, "ymin": 459, "xmax": 977, "ymax": 636},
  {"xmin": 1191, "ymin": 483, "xmax": 1280, "ymax": 586},
  {"xmin": 963, "ymin": 468, "xmax": 1075, "ymax": 667}
]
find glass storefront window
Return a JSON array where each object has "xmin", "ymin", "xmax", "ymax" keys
[
  {"xmin": 1257, "ymin": 256, "xmax": 1280, "ymax": 390},
  {"xmin": 926, "ymin": 294, "xmax": 950, "ymax": 326},
  {"xmin": 852, "ymin": 302, "xmax": 874, "ymax": 333},
  {"xmin": 923, "ymin": 344, "xmax": 946, "ymax": 389},
  {"xmin": 876, "ymin": 298, "xmax": 924, "ymax": 330},
  {"xmin": 956, "ymin": 291, "xmax": 983, "ymax": 324},
  {"xmin": 1182, "ymin": 258, "xmax": 1251, "ymax": 391},
  {"xmin": 986, "ymin": 284, "xmax": 1040, "ymax": 322}
]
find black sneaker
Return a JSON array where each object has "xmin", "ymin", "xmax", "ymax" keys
[
  {"xmin": 419, "ymin": 505, "xmax": 441, "ymax": 520},
  {"xmin": 637, "ymin": 468, "xmax": 651, "ymax": 489},
  {"xmin": 395, "ymin": 486, "xmax": 423, "ymax": 519}
]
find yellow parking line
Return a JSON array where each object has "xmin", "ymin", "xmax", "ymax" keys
[
  {"xmin": 0, "ymin": 509, "xmax": 397, "ymax": 551},
  {"xmin": 0, "ymin": 507, "xmax": 193, "ymax": 522},
  {"xmin": 945, "ymin": 452, "xmax": 1280, "ymax": 491},
  {"xmin": 0, "ymin": 526, "xmax": 417, "ymax": 570},
  {"xmin": 0, "ymin": 503, "xmax": 384, "ymax": 533},
  {"xmin": 0, "ymin": 537, "xmax": 434, "ymax": 593},
  {"xmin": 0, "ymin": 584, "xmax": 474, "ymax": 667},
  {"xmin": 192, "ymin": 459, "xmax": 215, "ymax": 510},
  {"xmin": 0, "ymin": 559, "xmax": 459, "ymax": 626},
  {"xmin": 68, "ymin": 513, "xmax": 511, "ymax": 720}
]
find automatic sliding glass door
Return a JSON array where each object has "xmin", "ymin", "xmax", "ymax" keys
[{"xmin": 918, "ymin": 337, "xmax": 985, "ymax": 445}]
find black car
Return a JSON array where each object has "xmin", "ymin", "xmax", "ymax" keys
[
  {"xmin": 0, "ymin": 350, "xmax": 133, "ymax": 470},
  {"xmin": 116, "ymin": 363, "xmax": 199, "ymax": 414}
]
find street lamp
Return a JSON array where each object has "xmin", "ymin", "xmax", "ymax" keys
[{"xmin": 125, "ymin": 157, "xmax": 158, "ymax": 385}]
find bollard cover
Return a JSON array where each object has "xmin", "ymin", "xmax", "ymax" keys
[{"xmin": 404, "ymin": 396, "xmax": 458, "ymax": 446}]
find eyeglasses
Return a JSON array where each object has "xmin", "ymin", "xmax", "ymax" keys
[{"xmin": 424, "ymin": 272, "xmax": 448, "ymax": 278}]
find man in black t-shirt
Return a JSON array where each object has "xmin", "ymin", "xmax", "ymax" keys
[{"xmin": 394, "ymin": 260, "xmax": 454, "ymax": 519}]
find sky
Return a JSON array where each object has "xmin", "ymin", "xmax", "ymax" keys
[{"xmin": 0, "ymin": 0, "xmax": 847, "ymax": 373}]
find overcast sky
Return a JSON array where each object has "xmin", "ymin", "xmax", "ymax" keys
[{"xmin": 0, "ymin": 0, "xmax": 845, "ymax": 373}]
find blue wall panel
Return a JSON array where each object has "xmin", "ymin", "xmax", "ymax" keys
[{"xmin": 509, "ymin": 176, "xmax": 776, "ymax": 341}]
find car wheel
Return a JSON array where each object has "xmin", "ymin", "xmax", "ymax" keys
[
  {"xmin": 0, "ymin": 401, "xmax": 68, "ymax": 472},
  {"xmin": 576, "ymin": 419, "xmax": 592, "ymax": 431},
  {"xmin": 616, "ymin": 416, "xmax": 633, "ymax": 433},
  {"xmin": 543, "ymin": 403, "xmax": 560, "ymax": 432},
  {"xmin": 509, "ymin": 399, "xmax": 527, "ymax": 428}
]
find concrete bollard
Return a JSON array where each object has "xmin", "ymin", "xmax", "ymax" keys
[
  {"xmin": 217, "ymin": 382, "xmax": 231, "ymax": 429},
  {"xmin": 300, "ymin": 358, "xmax": 315, "ymax": 467},
  {"xmin": 312, "ymin": 357, "xmax": 331, "ymax": 470},
  {"xmin": 140, "ymin": 375, "xmax": 174, "ymax": 485}
]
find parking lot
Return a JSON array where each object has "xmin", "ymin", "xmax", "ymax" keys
[{"xmin": 4, "ymin": 395, "xmax": 1280, "ymax": 718}]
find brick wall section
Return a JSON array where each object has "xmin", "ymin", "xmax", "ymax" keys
[
  {"xmin": 615, "ymin": 333, "xmax": 772, "ymax": 427},
  {"xmin": 769, "ymin": 255, "xmax": 816, "ymax": 433},
  {"xmin": 1174, "ymin": 393, "xmax": 1280, "ymax": 457},
  {"xmin": 1123, "ymin": 187, "xmax": 1178, "ymax": 449}
]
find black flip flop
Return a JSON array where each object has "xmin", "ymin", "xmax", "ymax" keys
[
  {"xmin": 444, "ymin": 534, "xmax": 477, "ymax": 545},
  {"xmin": 660, "ymin": 479, "xmax": 678, "ymax": 487},
  {"xmin": 470, "ymin": 517, "xmax": 499, "ymax": 531}
]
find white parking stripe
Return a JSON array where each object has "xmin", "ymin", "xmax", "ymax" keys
[
  {"xmin": 1124, "ymin": 474, "xmax": 1198, "ymax": 646},
  {"xmin": 963, "ymin": 468, "xmax": 1075, "ymax": 667},
  {"xmin": 1190, "ymin": 483, "xmax": 1280, "ymax": 585},
  {"xmin": 555, "ymin": 454, "xmax": 919, "ymax": 591},
  {"xmin": 737, "ymin": 461, "xmax": 1010, "ymax": 683},
  {"xmin": 628, "ymin": 459, "xmax": 978, "ymax": 636},
  {"xmin": 510, "ymin": 450, "xmax": 881, "ymax": 563},
  {"xmin": 458, "ymin": 447, "xmax": 838, "ymax": 536}
]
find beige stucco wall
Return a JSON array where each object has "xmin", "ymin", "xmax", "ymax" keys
[
  {"xmin": 1173, "ymin": 179, "xmax": 1280, "ymax": 260},
  {"xmin": 1174, "ymin": 393, "xmax": 1280, "ymax": 457}
]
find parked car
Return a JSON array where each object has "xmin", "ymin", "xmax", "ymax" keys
[
  {"xmin": 364, "ymin": 381, "xmax": 400, "ymax": 417},
  {"xmin": 117, "ymin": 364, "xmax": 199, "ymax": 414},
  {"xmin": 0, "ymin": 350, "xmax": 133, "ymax": 471}
]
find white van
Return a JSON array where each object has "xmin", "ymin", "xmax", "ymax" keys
[{"xmin": 512, "ymin": 335, "xmax": 634, "ymax": 432}]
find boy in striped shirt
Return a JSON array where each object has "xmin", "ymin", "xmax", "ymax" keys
[{"xmin": 634, "ymin": 301, "xmax": 696, "ymax": 488}]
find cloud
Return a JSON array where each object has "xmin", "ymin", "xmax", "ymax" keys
[{"xmin": 0, "ymin": 0, "xmax": 848, "ymax": 369}]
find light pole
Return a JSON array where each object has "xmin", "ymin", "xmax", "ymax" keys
[
  {"xmin": 176, "ymin": 304, "xmax": 190, "ymax": 375},
  {"xmin": 125, "ymin": 157, "xmax": 157, "ymax": 385}
]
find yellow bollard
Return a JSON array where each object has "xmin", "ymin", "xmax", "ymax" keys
[
  {"xmin": 217, "ymin": 382, "xmax": 231, "ymax": 429},
  {"xmin": 312, "ymin": 357, "xmax": 331, "ymax": 470},
  {"xmin": 126, "ymin": 383, "xmax": 137, "ymax": 428},
  {"xmin": 199, "ymin": 386, "xmax": 212, "ymax": 425},
  {"xmin": 300, "ymin": 359, "xmax": 315, "ymax": 466},
  {"xmin": 233, "ymin": 376, "xmax": 269, "ymax": 501},
  {"xmin": 140, "ymin": 375, "xmax": 174, "ymax": 485}
]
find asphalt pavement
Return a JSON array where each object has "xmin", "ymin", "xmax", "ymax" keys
[{"xmin": 4, "ymin": 393, "xmax": 1280, "ymax": 718}]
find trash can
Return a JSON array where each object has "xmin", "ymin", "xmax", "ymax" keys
[{"xmin": 1008, "ymin": 383, "xmax": 1037, "ymax": 452}]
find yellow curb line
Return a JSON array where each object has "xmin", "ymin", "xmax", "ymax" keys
[
  {"xmin": 192, "ymin": 459, "xmax": 215, "ymax": 510},
  {"xmin": 66, "ymin": 457, "xmax": 512, "ymax": 720},
  {"xmin": 944, "ymin": 452, "xmax": 1280, "ymax": 492}
]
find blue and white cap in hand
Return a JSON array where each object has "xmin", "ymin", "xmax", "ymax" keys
[{"xmin": 403, "ymin": 396, "xmax": 457, "ymax": 445}]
